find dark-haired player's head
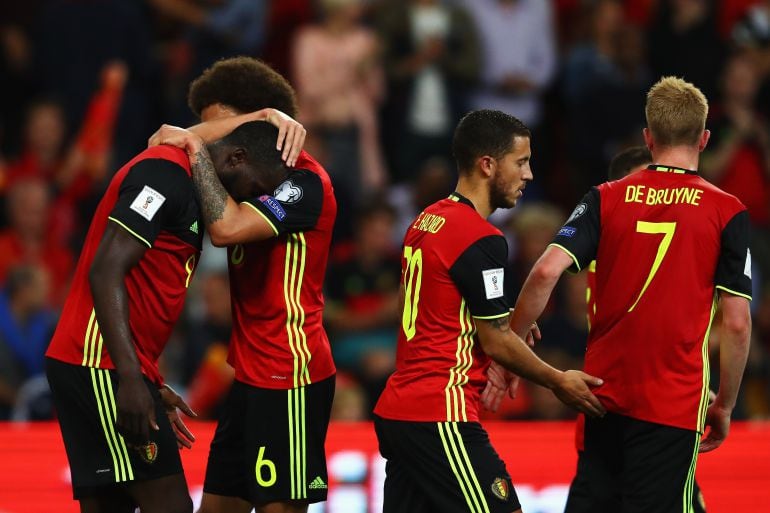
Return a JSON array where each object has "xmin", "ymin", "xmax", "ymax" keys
[
  {"xmin": 188, "ymin": 57, "xmax": 298, "ymax": 121},
  {"xmin": 644, "ymin": 76, "xmax": 709, "ymax": 151},
  {"xmin": 608, "ymin": 146, "xmax": 652, "ymax": 180},
  {"xmin": 208, "ymin": 121, "xmax": 289, "ymax": 200},
  {"xmin": 452, "ymin": 109, "xmax": 532, "ymax": 210}
]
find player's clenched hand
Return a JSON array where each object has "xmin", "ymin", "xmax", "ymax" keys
[
  {"xmin": 159, "ymin": 384, "xmax": 197, "ymax": 450},
  {"xmin": 699, "ymin": 404, "xmax": 730, "ymax": 453},
  {"xmin": 147, "ymin": 125, "xmax": 204, "ymax": 157},
  {"xmin": 552, "ymin": 370, "xmax": 606, "ymax": 418},
  {"xmin": 255, "ymin": 108, "xmax": 306, "ymax": 167},
  {"xmin": 115, "ymin": 375, "xmax": 159, "ymax": 447}
]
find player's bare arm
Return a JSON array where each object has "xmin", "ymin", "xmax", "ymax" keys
[
  {"xmin": 509, "ymin": 245, "xmax": 572, "ymax": 338},
  {"xmin": 148, "ymin": 108, "xmax": 306, "ymax": 167},
  {"xmin": 153, "ymin": 126, "xmax": 278, "ymax": 246},
  {"xmin": 700, "ymin": 293, "xmax": 751, "ymax": 453},
  {"xmin": 89, "ymin": 223, "xmax": 159, "ymax": 446},
  {"xmin": 475, "ymin": 313, "xmax": 606, "ymax": 418}
]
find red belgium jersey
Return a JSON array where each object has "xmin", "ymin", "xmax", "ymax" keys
[
  {"xmin": 552, "ymin": 165, "xmax": 752, "ymax": 431},
  {"xmin": 375, "ymin": 193, "xmax": 512, "ymax": 423},
  {"xmin": 46, "ymin": 146, "xmax": 202, "ymax": 385},
  {"xmin": 225, "ymin": 151, "xmax": 336, "ymax": 389}
]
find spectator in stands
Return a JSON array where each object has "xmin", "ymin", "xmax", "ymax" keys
[
  {"xmin": 375, "ymin": 0, "xmax": 480, "ymax": 181},
  {"xmin": 731, "ymin": 0, "xmax": 770, "ymax": 121},
  {"xmin": 702, "ymin": 52, "xmax": 770, "ymax": 287},
  {"xmin": 293, "ymin": 0, "xmax": 386, "ymax": 197},
  {"xmin": 35, "ymin": 0, "xmax": 155, "ymax": 167},
  {"xmin": 0, "ymin": 179, "xmax": 73, "ymax": 306},
  {"xmin": 563, "ymin": 0, "xmax": 652, "ymax": 190},
  {"xmin": 325, "ymin": 200, "xmax": 401, "ymax": 411},
  {"xmin": 0, "ymin": 265, "xmax": 55, "ymax": 420},
  {"xmin": 648, "ymin": 0, "xmax": 725, "ymax": 101},
  {"xmin": 461, "ymin": 0, "xmax": 556, "ymax": 129},
  {"xmin": 5, "ymin": 62, "xmax": 127, "ymax": 249},
  {"xmin": 388, "ymin": 156, "xmax": 454, "ymax": 246}
]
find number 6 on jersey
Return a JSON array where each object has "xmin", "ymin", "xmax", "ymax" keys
[{"xmin": 402, "ymin": 246, "xmax": 423, "ymax": 340}]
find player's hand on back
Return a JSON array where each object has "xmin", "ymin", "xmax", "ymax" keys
[
  {"xmin": 148, "ymin": 125, "xmax": 204, "ymax": 157},
  {"xmin": 115, "ymin": 375, "xmax": 159, "ymax": 447},
  {"xmin": 552, "ymin": 370, "xmax": 606, "ymax": 418},
  {"xmin": 159, "ymin": 384, "xmax": 198, "ymax": 449},
  {"xmin": 699, "ymin": 403, "xmax": 731, "ymax": 453},
  {"xmin": 254, "ymin": 108, "xmax": 306, "ymax": 167}
]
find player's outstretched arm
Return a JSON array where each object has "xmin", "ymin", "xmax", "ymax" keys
[
  {"xmin": 90, "ymin": 223, "xmax": 158, "ymax": 446},
  {"xmin": 476, "ymin": 316, "xmax": 606, "ymax": 418},
  {"xmin": 148, "ymin": 108, "xmax": 306, "ymax": 167},
  {"xmin": 700, "ymin": 293, "xmax": 751, "ymax": 452}
]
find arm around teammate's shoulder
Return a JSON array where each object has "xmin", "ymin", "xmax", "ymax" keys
[{"xmin": 475, "ymin": 316, "xmax": 606, "ymax": 418}]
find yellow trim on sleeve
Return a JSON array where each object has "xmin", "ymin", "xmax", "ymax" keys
[
  {"xmin": 241, "ymin": 201, "xmax": 279, "ymax": 237},
  {"xmin": 715, "ymin": 285, "xmax": 752, "ymax": 301},
  {"xmin": 107, "ymin": 217, "xmax": 152, "ymax": 248},
  {"xmin": 472, "ymin": 312, "xmax": 510, "ymax": 320},
  {"xmin": 548, "ymin": 243, "xmax": 582, "ymax": 272}
]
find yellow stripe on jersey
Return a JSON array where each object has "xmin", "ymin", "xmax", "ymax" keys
[
  {"xmin": 107, "ymin": 217, "xmax": 152, "ymax": 248},
  {"xmin": 82, "ymin": 310, "xmax": 96, "ymax": 366},
  {"xmin": 715, "ymin": 285, "xmax": 752, "ymax": 302},
  {"xmin": 548, "ymin": 243, "xmax": 582, "ymax": 272},
  {"xmin": 284, "ymin": 233, "xmax": 310, "ymax": 388},
  {"xmin": 295, "ymin": 233, "xmax": 312, "ymax": 385},
  {"xmin": 445, "ymin": 300, "xmax": 476, "ymax": 422},
  {"xmin": 241, "ymin": 201, "xmax": 279, "ymax": 237},
  {"xmin": 696, "ymin": 296, "xmax": 718, "ymax": 432}
]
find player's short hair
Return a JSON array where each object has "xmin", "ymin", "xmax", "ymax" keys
[
  {"xmin": 188, "ymin": 57, "xmax": 298, "ymax": 118},
  {"xmin": 645, "ymin": 76, "xmax": 708, "ymax": 147},
  {"xmin": 219, "ymin": 121, "xmax": 287, "ymax": 176},
  {"xmin": 608, "ymin": 146, "xmax": 651, "ymax": 180},
  {"xmin": 452, "ymin": 110, "xmax": 530, "ymax": 174}
]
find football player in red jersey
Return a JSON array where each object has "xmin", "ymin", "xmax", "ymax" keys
[
  {"xmin": 45, "ymin": 121, "xmax": 302, "ymax": 513},
  {"xmin": 510, "ymin": 77, "xmax": 752, "ymax": 513},
  {"xmin": 372, "ymin": 109, "xmax": 605, "ymax": 513},
  {"xmin": 150, "ymin": 58, "xmax": 337, "ymax": 513}
]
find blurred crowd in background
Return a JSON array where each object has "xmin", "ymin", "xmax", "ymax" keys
[{"xmin": 1, "ymin": 0, "xmax": 769, "ymax": 423}]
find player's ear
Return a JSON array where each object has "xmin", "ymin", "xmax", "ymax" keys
[
  {"xmin": 698, "ymin": 129, "xmax": 710, "ymax": 152},
  {"xmin": 642, "ymin": 128, "xmax": 654, "ymax": 153},
  {"xmin": 227, "ymin": 148, "xmax": 248, "ymax": 168},
  {"xmin": 479, "ymin": 156, "xmax": 495, "ymax": 178}
]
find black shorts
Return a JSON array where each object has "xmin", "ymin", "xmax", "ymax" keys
[
  {"xmin": 374, "ymin": 416, "xmax": 521, "ymax": 513},
  {"xmin": 45, "ymin": 357, "xmax": 183, "ymax": 500},
  {"xmin": 565, "ymin": 412, "xmax": 701, "ymax": 513},
  {"xmin": 203, "ymin": 375, "xmax": 335, "ymax": 505}
]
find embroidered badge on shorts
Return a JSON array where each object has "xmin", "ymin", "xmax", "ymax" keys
[{"xmin": 490, "ymin": 477, "xmax": 509, "ymax": 501}]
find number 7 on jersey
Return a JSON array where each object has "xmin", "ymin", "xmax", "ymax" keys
[
  {"xmin": 402, "ymin": 246, "xmax": 423, "ymax": 340},
  {"xmin": 628, "ymin": 221, "xmax": 677, "ymax": 312}
]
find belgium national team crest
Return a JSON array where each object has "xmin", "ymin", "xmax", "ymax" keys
[
  {"xmin": 490, "ymin": 477, "xmax": 509, "ymax": 501},
  {"xmin": 139, "ymin": 442, "xmax": 158, "ymax": 464}
]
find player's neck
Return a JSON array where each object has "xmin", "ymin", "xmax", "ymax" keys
[
  {"xmin": 650, "ymin": 147, "xmax": 700, "ymax": 172},
  {"xmin": 455, "ymin": 178, "xmax": 494, "ymax": 218}
]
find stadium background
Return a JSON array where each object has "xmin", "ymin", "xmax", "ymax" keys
[{"xmin": 0, "ymin": 0, "xmax": 769, "ymax": 511}]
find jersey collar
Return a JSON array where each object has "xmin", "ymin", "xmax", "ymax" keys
[
  {"xmin": 647, "ymin": 164, "xmax": 698, "ymax": 176},
  {"xmin": 448, "ymin": 192, "xmax": 476, "ymax": 210}
]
